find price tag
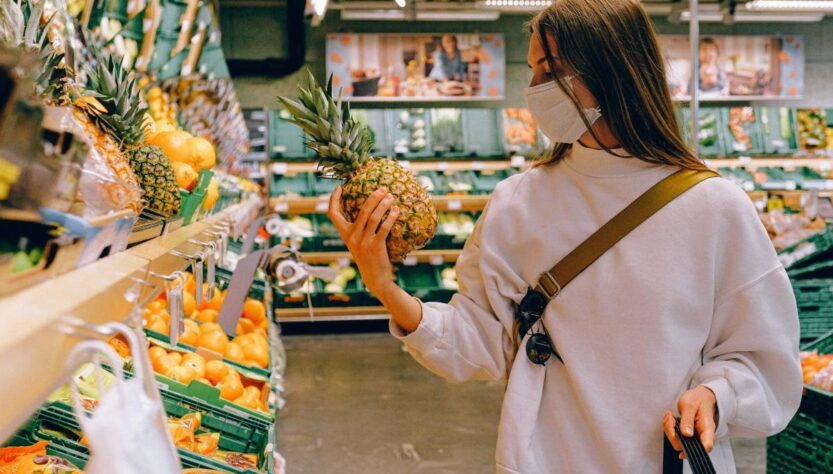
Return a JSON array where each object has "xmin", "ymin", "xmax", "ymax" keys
[
  {"xmin": 472, "ymin": 161, "xmax": 486, "ymax": 171},
  {"xmin": 820, "ymin": 161, "xmax": 832, "ymax": 172},
  {"xmin": 739, "ymin": 156, "xmax": 752, "ymax": 165},
  {"xmin": 429, "ymin": 255, "xmax": 444, "ymax": 266},
  {"xmin": 274, "ymin": 202, "xmax": 289, "ymax": 212},
  {"xmin": 782, "ymin": 160, "xmax": 795, "ymax": 170},
  {"xmin": 403, "ymin": 256, "xmax": 418, "ymax": 266},
  {"xmin": 511, "ymin": 155, "xmax": 526, "ymax": 168},
  {"xmin": 785, "ymin": 180, "xmax": 797, "ymax": 190},
  {"xmin": 448, "ymin": 200, "xmax": 462, "ymax": 211},
  {"xmin": 772, "ymin": 139, "xmax": 786, "ymax": 148},
  {"xmin": 399, "ymin": 160, "xmax": 411, "ymax": 169},
  {"xmin": 338, "ymin": 257, "xmax": 351, "ymax": 268},
  {"xmin": 743, "ymin": 182, "xmax": 755, "ymax": 192},
  {"xmin": 271, "ymin": 163, "xmax": 288, "ymax": 175},
  {"xmin": 315, "ymin": 201, "xmax": 329, "ymax": 212},
  {"xmin": 437, "ymin": 162, "xmax": 449, "ymax": 171}
]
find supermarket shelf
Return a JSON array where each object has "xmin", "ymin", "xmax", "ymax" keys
[
  {"xmin": 276, "ymin": 306, "xmax": 390, "ymax": 322},
  {"xmin": 302, "ymin": 249, "xmax": 462, "ymax": 264},
  {"xmin": 271, "ymin": 194, "xmax": 488, "ymax": 214},
  {"xmin": 270, "ymin": 160, "xmax": 517, "ymax": 174},
  {"xmin": 0, "ymin": 199, "xmax": 262, "ymax": 441},
  {"xmin": 706, "ymin": 156, "xmax": 833, "ymax": 171}
]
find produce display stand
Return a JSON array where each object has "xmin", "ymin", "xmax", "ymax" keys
[{"xmin": 0, "ymin": 198, "xmax": 261, "ymax": 443}]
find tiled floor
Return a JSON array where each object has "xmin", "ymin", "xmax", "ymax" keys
[{"xmin": 277, "ymin": 333, "xmax": 765, "ymax": 474}]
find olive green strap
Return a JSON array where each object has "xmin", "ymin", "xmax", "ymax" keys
[{"xmin": 535, "ymin": 169, "xmax": 719, "ymax": 300}]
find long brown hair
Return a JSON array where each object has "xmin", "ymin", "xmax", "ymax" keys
[{"xmin": 531, "ymin": 0, "xmax": 709, "ymax": 171}]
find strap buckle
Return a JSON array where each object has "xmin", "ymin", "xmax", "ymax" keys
[{"xmin": 536, "ymin": 271, "xmax": 561, "ymax": 300}]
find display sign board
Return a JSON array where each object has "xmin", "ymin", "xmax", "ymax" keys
[
  {"xmin": 326, "ymin": 33, "xmax": 505, "ymax": 102},
  {"xmin": 660, "ymin": 35, "xmax": 804, "ymax": 100}
]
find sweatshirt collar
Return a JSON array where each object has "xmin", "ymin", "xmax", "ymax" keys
[{"xmin": 563, "ymin": 141, "xmax": 661, "ymax": 178}]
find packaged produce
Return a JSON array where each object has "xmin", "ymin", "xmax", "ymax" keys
[
  {"xmin": 797, "ymin": 108, "xmax": 828, "ymax": 150},
  {"xmin": 759, "ymin": 209, "xmax": 826, "ymax": 250},
  {"xmin": 0, "ymin": 441, "xmax": 81, "ymax": 474},
  {"xmin": 800, "ymin": 350, "xmax": 833, "ymax": 389}
]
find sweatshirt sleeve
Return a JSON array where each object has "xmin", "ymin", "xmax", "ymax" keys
[
  {"xmin": 389, "ymin": 207, "xmax": 515, "ymax": 383},
  {"xmin": 691, "ymin": 265, "xmax": 803, "ymax": 439}
]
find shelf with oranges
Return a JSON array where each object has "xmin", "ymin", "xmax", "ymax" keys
[{"xmin": 0, "ymin": 198, "xmax": 262, "ymax": 441}]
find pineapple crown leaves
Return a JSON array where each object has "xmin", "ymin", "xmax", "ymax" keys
[
  {"xmin": 276, "ymin": 69, "xmax": 375, "ymax": 179},
  {"xmin": 81, "ymin": 44, "xmax": 149, "ymax": 148}
]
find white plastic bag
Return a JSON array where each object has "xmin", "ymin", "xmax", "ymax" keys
[{"xmin": 68, "ymin": 330, "xmax": 180, "ymax": 474}]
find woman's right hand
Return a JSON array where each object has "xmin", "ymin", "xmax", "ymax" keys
[
  {"xmin": 327, "ymin": 186, "xmax": 400, "ymax": 300},
  {"xmin": 327, "ymin": 186, "xmax": 423, "ymax": 333}
]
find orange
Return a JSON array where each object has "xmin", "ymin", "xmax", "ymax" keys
[
  {"xmin": 182, "ymin": 292, "xmax": 197, "ymax": 317},
  {"xmin": 804, "ymin": 371, "xmax": 817, "ymax": 384},
  {"xmin": 233, "ymin": 334, "xmax": 254, "ymax": 348},
  {"xmin": 147, "ymin": 316, "xmax": 169, "ymax": 335},
  {"xmin": 168, "ymin": 352, "xmax": 183, "ymax": 365},
  {"xmin": 206, "ymin": 290, "xmax": 225, "ymax": 312},
  {"xmin": 180, "ymin": 323, "xmax": 199, "ymax": 346},
  {"xmin": 197, "ymin": 285, "xmax": 221, "ymax": 310},
  {"xmin": 199, "ymin": 322, "xmax": 224, "ymax": 334},
  {"xmin": 148, "ymin": 346, "xmax": 168, "ymax": 362},
  {"xmin": 197, "ymin": 330, "xmax": 228, "ymax": 355},
  {"xmin": 188, "ymin": 136, "xmax": 216, "ymax": 170},
  {"xmin": 156, "ymin": 310, "xmax": 171, "ymax": 323},
  {"xmin": 184, "ymin": 319, "xmax": 200, "ymax": 334},
  {"xmin": 146, "ymin": 299, "xmax": 166, "ymax": 314},
  {"xmin": 172, "ymin": 162, "xmax": 198, "ymax": 191},
  {"xmin": 258, "ymin": 319, "xmax": 269, "ymax": 330},
  {"xmin": 248, "ymin": 332, "xmax": 268, "ymax": 350},
  {"xmin": 233, "ymin": 391, "xmax": 258, "ymax": 409},
  {"xmin": 243, "ymin": 344, "xmax": 269, "ymax": 369},
  {"xmin": 236, "ymin": 318, "xmax": 256, "ymax": 336},
  {"xmin": 107, "ymin": 337, "xmax": 131, "ymax": 358},
  {"xmin": 205, "ymin": 360, "xmax": 229, "ymax": 384},
  {"xmin": 182, "ymin": 354, "xmax": 206, "ymax": 379},
  {"xmin": 195, "ymin": 377, "xmax": 211, "ymax": 386},
  {"xmin": 147, "ymin": 130, "xmax": 193, "ymax": 165},
  {"xmin": 244, "ymin": 386, "xmax": 261, "ymax": 399},
  {"xmin": 195, "ymin": 309, "xmax": 218, "ymax": 323},
  {"xmin": 242, "ymin": 299, "xmax": 266, "ymax": 325},
  {"xmin": 219, "ymin": 374, "xmax": 244, "ymax": 401},
  {"xmin": 224, "ymin": 342, "xmax": 245, "ymax": 363},
  {"xmin": 165, "ymin": 365, "xmax": 196, "ymax": 385},
  {"xmin": 184, "ymin": 272, "xmax": 196, "ymax": 294},
  {"xmin": 153, "ymin": 354, "xmax": 179, "ymax": 374}
]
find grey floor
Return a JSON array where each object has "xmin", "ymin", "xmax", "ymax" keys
[{"xmin": 276, "ymin": 333, "xmax": 765, "ymax": 474}]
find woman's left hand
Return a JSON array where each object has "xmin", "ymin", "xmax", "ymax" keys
[{"xmin": 663, "ymin": 385, "xmax": 718, "ymax": 458}]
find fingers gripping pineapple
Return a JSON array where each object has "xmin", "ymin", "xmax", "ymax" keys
[{"xmin": 278, "ymin": 71, "xmax": 437, "ymax": 263}]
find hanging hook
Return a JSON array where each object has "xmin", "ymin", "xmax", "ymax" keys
[{"xmin": 59, "ymin": 316, "xmax": 117, "ymax": 339}]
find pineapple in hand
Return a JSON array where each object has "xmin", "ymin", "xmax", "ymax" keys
[{"xmin": 277, "ymin": 71, "xmax": 437, "ymax": 263}]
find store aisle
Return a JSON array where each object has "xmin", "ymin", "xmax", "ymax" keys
[{"xmin": 277, "ymin": 333, "xmax": 766, "ymax": 474}]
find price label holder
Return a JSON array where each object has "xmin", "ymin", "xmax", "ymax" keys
[
  {"xmin": 448, "ymin": 200, "xmax": 462, "ymax": 211},
  {"xmin": 316, "ymin": 200, "xmax": 329, "ymax": 212},
  {"xmin": 403, "ymin": 256, "xmax": 418, "ymax": 266},
  {"xmin": 274, "ymin": 202, "xmax": 289, "ymax": 213},
  {"xmin": 271, "ymin": 162, "xmax": 288, "ymax": 175},
  {"xmin": 429, "ymin": 255, "xmax": 444, "ymax": 266},
  {"xmin": 511, "ymin": 155, "xmax": 526, "ymax": 168},
  {"xmin": 437, "ymin": 161, "xmax": 449, "ymax": 172},
  {"xmin": 738, "ymin": 156, "xmax": 752, "ymax": 166},
  {"xmin": 472, "ymin": 161, "xmax": 486, "ymax": 171}
]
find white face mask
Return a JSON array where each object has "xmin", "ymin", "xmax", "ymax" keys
[{"xmin": 523, "ymin": 76, "xmax": 602, "ymax": 144}]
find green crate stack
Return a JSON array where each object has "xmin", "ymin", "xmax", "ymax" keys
[
  {"xmin": 269, "ymin": 172, "xmax": 312, "ymax": 198},
  {"xmin": 269, "ymin": 110, "xmax": 313, "ymax": 160},
  {"xmin": 767, "ymin": 330, "xmax": 833, "ymax": 473},
  {"xmin": 388, "ymin": 109, "xmax": 433, "ymax": 160},
  {"xmin": 199, "ymin": 43, "xmax": 230, "ymax": 79},
  {"xmin": 778, "ymin": 228, "xmax": 833, "ymax": 270},
  {"xmin": 676, "ymin": 107, "xmax": 727, "ymax": 158},
  {"xmin": 462, "ymin": 109, "xmax": 504, "ymax": 159},
  {"xmin": 396, "ymin": 264, "xmax": 454, "ymax": 303},
  {"xmin": 758, "ymin": 107, "xmax": 799, "ymax": 155},
  {"xmin": 721, "ymin": 107, "xmax": 765, "ymax": 156},
  {"xmin": 788, "ymin": 278, "xmax": 833, "ymax": 341}
]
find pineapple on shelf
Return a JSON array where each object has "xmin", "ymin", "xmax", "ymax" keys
[
  {"xmin": 278, "ymin": 71, "xmax": 437, "ymax": 263},
  {"xmin": 75, "ymin": 46, "xmax": 180, "ymax": 216}
]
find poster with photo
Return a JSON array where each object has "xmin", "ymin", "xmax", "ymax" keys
[
  {"xmin": 326, "ymin": 33, "xmax": 505, "ymax": 102},
  {"xmin": 660, "ymin": 35, "xmax": 804, "ymax": 100}
]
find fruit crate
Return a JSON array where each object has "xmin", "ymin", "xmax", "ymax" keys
[
  {"xmin": 295, "ymin": 214, "xmax": 345, "ymax": 252},
  {"xmin": 177, "ymin": 168, "xmax": 213, "ymax": 226},
  {"xmin": 396, "ymin": 264, "xmax": 454, "ymax": 303},
  {"xmin": 472, "ymin": 169, "xmax": 512, "ymax": 194},
  {"xmin": 436, "ymin": 171, "xmax": 476, "ymax": 195},
  {"xmin": 720, "ymin": 107, "xmax": 765, "ymax": 156},
  {"xmin": 799, "ymin": 330, "xmax": 833, "ymax": 426},
  {"xmin": 269, "ymin": 172, "xmax": 312, "ymax": 198},
  {"xmin": 273, "ymin": 279, "xmax": 321, "ymax": 310},
  {"xmin": 790, "ymin": 260, "xmax": 833, "ymax": 280},
  {"xmin": 14, "ymin": 401, "xmax": 273, "ymax": 473},
  {"xmin": 317, "ymin": 272, "xmax": 369, "ymax": 307},
  {"xmin": 758, "ymin": 107, "xmax": 798, "ymax": 155},
  {"xmin": 462, "ymin": 109, "xmax": 505, "ymax": 159},
  {"xmin": 786, "ymin": 278, "xmax": 833, "ymax": 340},
  {"xmin": 778, "ymin": 228, "xmax": 833, "ymax": 270}
]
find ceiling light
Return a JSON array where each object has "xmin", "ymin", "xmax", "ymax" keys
[
  {"xmin": 483, "ymin": 0, "xmax": 550, "ymax": 8},
  {"xmin": 394, "ymin": 0, "xmax": 406, "ymax": 7},
  {"xmin": 745, "ymin": 0, "xmax": 833, "ymax": 11},
  {"xmin": 416, "ymin": 10, "xmax": 500, "ymax": 20},
  {"xmin": 341, "ymin": 9, "xmax": 406, "ymax": 20},
  {"xmin": 311, "ymin": 0, "xmax": 327, "ymax": 17}
]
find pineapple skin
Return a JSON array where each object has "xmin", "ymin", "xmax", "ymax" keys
[
  {"xmin": 340, "ymin": 159, "xmax": 437, "ymax": 263},
  {"xmin": 127, "ymin": 145, "xmax": 181, "ymax": 217}
]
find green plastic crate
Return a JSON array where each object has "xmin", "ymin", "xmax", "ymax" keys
[
  {"xmin": 721, "ymin": 107, "xmax": 765, "ymax": 156},
  {"xmin": 352, "ymin": 109, "xmax": 391, "ymax": 157},
  {"xmin": 472, "ymin": 169, "xmax": 511, "ymax": 194},
  {"xmin": 758, "ymin": 107, "xmax": 799, "ymax": 155},
  {"xmin": 462, "ymin": 109, "xmax": 504, "ymax": 159},
  {"xmin": 270, "ymin": 172, "xmax": 312, "ymax": 198},
  {"xmin": 179, "ymin": 169, "xmax": 213, "ymax": 225},
  {"xmin": 269, "ymin": 110, "xmax": 313, "ymax": 160},
  {"xmin": 778, "ymin": 228, "xmax": 833, "ymax": 270},
  {"xmin": 396, "ymin": 264, "xmax": 453, "ymax": 303}
]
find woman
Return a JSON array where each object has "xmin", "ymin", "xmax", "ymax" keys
[
  {"xmin": 429, "ymin": 34, "xmax": 466, "ymax": 82},
  {"xmin": 327, "ymin": 1, "xmax": 802, "ymax": 472}
]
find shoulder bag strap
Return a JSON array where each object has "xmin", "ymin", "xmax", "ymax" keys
[{"xmin": 534, "ymin": 168, "xmax": 719, "ymax": 300}]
